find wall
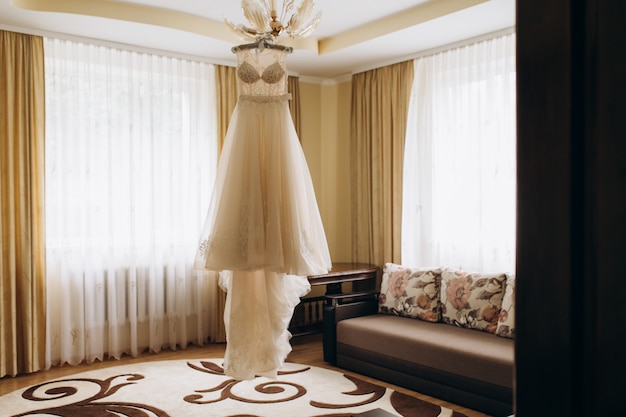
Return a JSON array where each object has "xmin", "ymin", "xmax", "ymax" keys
[{"xmin": 299, "ymin": 80, "xmax": 352, "ymax": 264}]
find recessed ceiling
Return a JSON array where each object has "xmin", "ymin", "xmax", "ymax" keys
[{"xmin": 0, "ymin": 0, "xmax": 515, "ymax": 80}]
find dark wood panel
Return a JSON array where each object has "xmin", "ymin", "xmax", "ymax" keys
[
  {"xmin": 516, "ymin": 1, "xmax": 574, "ymax": 415},
  {"xmin": 516, "ymin": 0, "xmax": 626, "ymax": 415}
]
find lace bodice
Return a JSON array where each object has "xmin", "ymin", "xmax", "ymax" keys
[{"xmin": 236, "ymin": 48, "xmax": 288, "ymax": 97}]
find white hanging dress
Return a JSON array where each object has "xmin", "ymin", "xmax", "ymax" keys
[{"xmin": 195, "ymin": 45, "xmax": 331, "ymax": 380}]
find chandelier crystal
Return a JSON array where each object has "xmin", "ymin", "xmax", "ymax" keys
[{"xmin": 225, "ymin": 0, "xmax": 322, "ymax": 41}]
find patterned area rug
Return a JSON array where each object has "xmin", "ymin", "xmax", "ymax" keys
[{"xmin": 0, "ymin": 359, "xmax": 468, "ymax": 417}]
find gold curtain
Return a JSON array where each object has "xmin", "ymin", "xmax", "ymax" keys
[
  {"xmin": 350, "ymin": 60, "xmax": 414, "ymax": 267},
  {"xmin": 215, "ymin": 65, "xmax": 238, "ymax": 153},
  {"xmin": 212, "ymin": 65, "xmax": 239, "ymax": 343},
  {"xmin": 0, "ymin": 30, "xmax": 46, "ymax": 377},
  {"xmin": 288, "ymin": 75, "xmax": 301, "ymax": 138}
]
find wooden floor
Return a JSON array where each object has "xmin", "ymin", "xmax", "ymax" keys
[{"xmin": 0, "ymin": 333, "xmax": 491, "ymax": 417}]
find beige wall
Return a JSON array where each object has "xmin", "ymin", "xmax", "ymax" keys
[{"xmin": 299, "ymin": 80, "xmax": 352, "ymax": 264}]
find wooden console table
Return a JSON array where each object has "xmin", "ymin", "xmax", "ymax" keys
[
  {"xmin": 315, "ymin": 263, "xmax": 381, "ymax": 363},
  {"xmin": 289, "ymin": 263, "xmax": 379, "ymax": 336},
  {"xmin": 307, "ymin": 262, "xmax": 379, "ymax": 297}
]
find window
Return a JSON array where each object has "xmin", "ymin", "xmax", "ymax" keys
[
  {"xmin": 402, "ymin": 33, "xmax": 516, "ymax": 273},
  {"xmin": 44, "ymin": 38, "xmax": 220, "ymax": 365}
]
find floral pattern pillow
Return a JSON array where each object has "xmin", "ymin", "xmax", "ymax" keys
[
  {"xmin": 378, "ymin": 263, "xmax": 443, "ymax": 322},
  {"xmin": 440, "ymin": 270, "xmax": 506, "ymax": 333},
  {"xmin": 496, "ymin": 274, "xmax": 515, "ymax": 339}
]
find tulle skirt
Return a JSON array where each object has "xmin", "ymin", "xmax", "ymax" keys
[
  {"xmin": 195, "ymin": 95, "xmax": 331, "ymax": 379},
  {"xmin": 195, "ymin": 95, "xmax": 331, "ymax": 276},
  {"xmin": 218, "ymin": 270, "xmax": 311, "ymax": 380}
]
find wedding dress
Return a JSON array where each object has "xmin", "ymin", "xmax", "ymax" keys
[{"xmin": 195, "ymin": 44, "xmax": 331, "ymax": 380}]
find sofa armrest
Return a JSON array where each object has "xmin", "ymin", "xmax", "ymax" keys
[{"xmin": 323, "ymin": 293, "xmax": 378, "ymax": 364}]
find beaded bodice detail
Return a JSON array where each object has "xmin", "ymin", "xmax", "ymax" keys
[{"xmin": 236, "ymin": 48, "xmax": 288, "ymax": 97}]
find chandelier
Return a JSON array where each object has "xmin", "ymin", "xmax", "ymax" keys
[{"xmin": 225, "ymin": 0, "xmax": 322, "ymax": 41}]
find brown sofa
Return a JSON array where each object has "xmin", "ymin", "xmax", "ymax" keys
[{"xmin": 323, "ymin": 263, "xmax": 516, "ymax": 417}]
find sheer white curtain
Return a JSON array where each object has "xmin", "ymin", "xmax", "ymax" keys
[
  {"xmin": 44, "ymin": 38, "xmax": 220, "ymax": 367},
  {"xmin": 402, "ymin": 33, "xmax": 516, "ymax": 273}
]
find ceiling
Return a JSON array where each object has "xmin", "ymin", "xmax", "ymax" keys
[{"xmin": 0, "ymin": 0, "xmax": 515, "ymax": 80}]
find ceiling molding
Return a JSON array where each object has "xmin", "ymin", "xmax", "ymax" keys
[
  {"xmin": 6, "ymin": 0, "xmax": 515, "ymax": 78},
  {"xmin": 11, "ymin": 0, "xmax": 320, "ymax": 51},
  {"xmin": 12, "ymin": 0, "xmax": 487, "ymax": 56},
  {"xmin": 12, "ymin": 0, "xmax": 235, "ymax": 41},
  {"xmin": 317, "ymin": 0, "xmax": 488, "ymax": 55},
  {"xmin": 349, "ymin": 25, "xmax": 515, "ymax": 75}
]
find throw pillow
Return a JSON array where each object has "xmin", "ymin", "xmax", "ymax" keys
[
  {"xmin": 440, "ymin": 270, "xmax": 507, "ymax": 333},
  {"xmin": 378, "ymin": 262, "xmax": 443, "ymax": 322},
  {"xmin": 496, "ymin": 274, "xmax": 516, "ymax": 338}
]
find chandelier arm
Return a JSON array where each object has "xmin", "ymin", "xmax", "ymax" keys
[{"xmin": 280, "ymin": 0, "xmax": 296, "ymax": 26}]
